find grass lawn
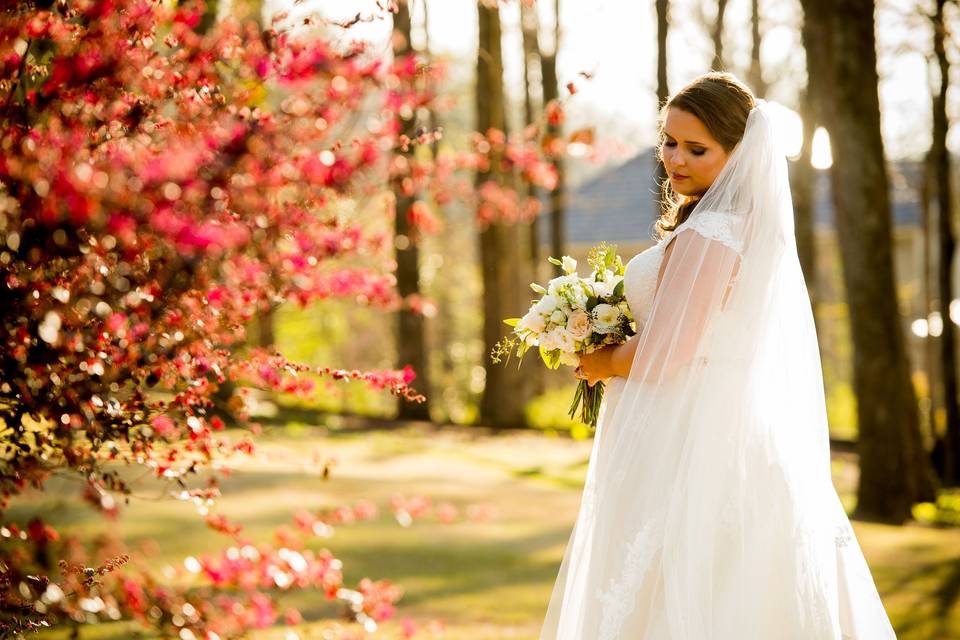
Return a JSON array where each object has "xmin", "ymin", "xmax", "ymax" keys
[{"xmin": 19, "ymin": 422, "xmax": 960, "ymax": 640}]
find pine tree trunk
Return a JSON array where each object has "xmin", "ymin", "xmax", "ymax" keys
[
  {"xmin": 790, "ymin": 88, "xmax": 817, "ymax": 304},
  {"xmin": 520, "ymin": 0, "xmax": 546, "ymax": 398},
  {"xmin": 394, "ymin": 1, "xmax": 431, "ymax": 421},
  {"xmin": 477, "ymin": 2, "xmax": 528, "ymax": 428},
  {"xmin": 747, "ymin": 0, "xmax": 767, "ymax": 96},
  {"xmin": 922, "ymin": 152, "xmax": 943, "ymax": 475},
  {"xmin": 710, "ymin": 0, "xmax": 729, "ymax": 72},
  {"xmin": 799, "ymin": 0, "xmax": 938, "ymax": 522},
  {"xmin": 541, "ymin": 0, "xmax": 566, "ymax": 279},
  {"xmin": 794, "ymin": 0, "xmax": 829, "ymax": 305},
  {"xmin": 655, "ymin": 0, "xmax": 669, "ymax": 214},
  {"xmin": 931, "ymin": 0, "xmax": 960, "ymax": 483}
]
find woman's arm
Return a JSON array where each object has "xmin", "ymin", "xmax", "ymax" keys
[
  {"xmin": 578, "ymin": 238, "xmax": 680, "ymax": 384},
  {"xmin": 578, "ymin": 228, "xmax": 742, "ymax": 384},
  {"xmin": 629, "ymin": 230, "xmax": 742, "ymax": 380}
]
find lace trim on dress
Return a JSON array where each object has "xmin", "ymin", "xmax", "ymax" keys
[
  {"xmin": 596, "ymin": 517, "xmax": 661, "ymax": 640},
  {"xmin": 681, "ymin": 210, "xmax": 745, "ymax": 256},
  {"xmin": 835, "ymin": 523, "xmax": 853, "ymax": 548}
]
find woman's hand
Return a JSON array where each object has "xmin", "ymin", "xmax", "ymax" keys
[
  {"xmin": 576, "ymin": 346, "xmax": 617, "ymax": 387},
  {"xmin": 576, "ymin": 336, "xmax": 641, "ymax": 385}
]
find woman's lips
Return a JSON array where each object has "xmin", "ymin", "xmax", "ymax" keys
[{"xmin": 672, "ymin": 173, "xmax": 689, "ymax": 180}]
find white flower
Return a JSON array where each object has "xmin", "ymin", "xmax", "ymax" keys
[
  {"xmin": 519, "ymin": 309, "xmax": 546, "ymax": 334},
  {"xmin": 533, "ymin": 294, "xmax": 559, "ymax": 317},
  {"xmin": 539, "ymin": 329, "xmax": 558, "ymax": 351},
  {"xmin": 591, "ymin": 273, "xmax": 622, "ymax": 299},
  {"xmin": 549, "ymin": 309, "xmax": 567, "ymax": 325},
  {"xmin": 590, "ymin": 268, "xmax": 614, "ymax": 281},
  {"xmin": 566, "ymin": 309, "xmax": 592, "ymax": 340},
  {"xmin": 546, "ymin": 274, "xmax": 578, "ymax": 296},
  {"xmin": 559, "ymin": 351, "xmax": 580, "ymax": 367},
  {"xmin": 591, "ymin": 279, "xmax": 613, "ymax": 299},
  {"xmin": 541, "ymin": 327, "xmax": 575, "ymax": 353},
  {"xmin": 561, "ymin": 256, "xmax": 578, "ymax": 275},
  {"xmin": 591, "ymin": 303, "xmax": 621, "ymax": 333},
  {"xmin": 554, "ymin": 328, "xmax": 576, "ymax": 353}
]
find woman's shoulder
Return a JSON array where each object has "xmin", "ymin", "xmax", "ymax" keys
[{"xmin": 675, "ymin": 209, "xmax": 745, "ymax": 255}]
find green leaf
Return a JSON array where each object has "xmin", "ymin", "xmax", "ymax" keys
[
  {"xmin": 503, "ymin": 317, "xmax": 521, "ymax": 327},
  {"xmin": 546, "ymin": 349, "xmax": 561, "ymax": 370},
  {"xmin": 547, "ymin": 257, "xmax": 562, "ymax": 267},
  {"xmin": 612, "ymin": 279, "xmax": 624, "ymax": 298},
  {"xmin": 530, "ymin": 283, "xmax": 547, "ymax": 294},
  {"xmin": 539, "ymin": 344, "xmax": 550, "ymax": 364}
]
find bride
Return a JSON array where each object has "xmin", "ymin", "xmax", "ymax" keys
[{"xmin": 540, "ymin": 72, "xmax": 897, "ymax": 639}]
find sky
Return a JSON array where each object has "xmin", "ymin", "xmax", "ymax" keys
[{"xmin": 264, "ymin": 0, "xmax": 958, "ymax": 167}]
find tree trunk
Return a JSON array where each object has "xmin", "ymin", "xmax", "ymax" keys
[
  {"xmin": 198, "ymin": 0, "xmax": 219, "ymax": 33},
  {"xmin": 477, "ymin": 2, "xmax": 529, "ymax": 428},
  {"xmin": 931, "ymin": 0, "xmax": 960, "ymax": 484},
  {"xmin": 257, "ymin": 305, "xmax": 276, "ymax": 348},
  {"xmin": 747, "ymin": 0, "xmax": 767, "ymax": 96},
  {"xmin": 799, "ymin": 0, "xmax": 938, "ymax": 522},
  {"xmin": 394, "ymin": 1, "xmax": 431, "ymax": 421},
  {"xmin": 710, "ymin": 0, "xmax": 729, "ymax": 72},
  {"xmin": 520, "ymin": 0, "xmax": 546, "ymax": 398},
  {"xmin": 655, "ymin": 0, "xmax": 670, "ymax": 215},
  {"xmin": 794, "ymin": 0, "xmax": 832, "ymax": 304},
  {"xmin": 790, "ymin": 88, "xmax": 817, "ymax": 305},
  {"xmin": 541, "ymin": 0, "xmax": 566, "ymax": 278},
  {"xmin": 520, "ymin": 0, "xmax": 542, "ymax": 276},
  {"xmin": 922, "ymin": 149, "xmax": 944, "ymax": 477}
]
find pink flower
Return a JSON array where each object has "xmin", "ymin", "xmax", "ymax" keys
[{"xmin": 151, "ymin": 415, "xmax": 176, "ymax": 438}]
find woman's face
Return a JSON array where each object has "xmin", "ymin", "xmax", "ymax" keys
[{"xmin": 660, "ymin": 107, "xmax": 730, "ymax": 198}]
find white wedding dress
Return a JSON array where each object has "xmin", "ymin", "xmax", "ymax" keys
[{"xmin": 539, "ymin": 101, "xmax": 897, "ymax": 639}]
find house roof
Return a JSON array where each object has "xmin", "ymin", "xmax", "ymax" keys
[{"xmin": 541, "ymin": 149, "xmax": 924, "ymax": 246}]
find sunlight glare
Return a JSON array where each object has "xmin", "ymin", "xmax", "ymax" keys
[
  {"xmin": 811, "ymin": 127, "xmax": 833, "ymax": 169},
  {"xmin": 767, "ymin": 103, "xmax": 803, "ymax": 159}
]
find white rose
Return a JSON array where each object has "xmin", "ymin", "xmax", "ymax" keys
[
  {"xmin": 591, "ymin": 303, "xmax": 621, "ymax": 333},
  {"xmin": 566, "ymin": 309, "xmax": 592, "ymax": 340},
  {"xmin": 561, "ymin": 256, "xmax": 578, "ymax": 275},
  {"xmin": 549, "ymin": 309, "xmax": 567, "ymax": 325}
]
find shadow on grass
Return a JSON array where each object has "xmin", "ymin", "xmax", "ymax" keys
[
  {"xmin": 878, "ymin": 546, "xmax": 960, "ymax": 639},
  {"xmin": 281, "ymin": 524, "xmax": 572, "ymax": 621}
]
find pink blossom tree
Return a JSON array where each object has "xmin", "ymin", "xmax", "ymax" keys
[{"xmin": 0, "ymin": 0, "xmax": 568, "ymax": 636}]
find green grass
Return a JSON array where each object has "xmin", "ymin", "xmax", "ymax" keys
[{"xmin": 20, "ymin": 424, "xmax": 960, "ymax": 640}]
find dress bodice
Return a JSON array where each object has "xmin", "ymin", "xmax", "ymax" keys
[{"xmin": 622, "ymin": 238, "xmax": 669, "ymax": 329}]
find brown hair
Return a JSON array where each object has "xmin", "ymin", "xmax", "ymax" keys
[{"xmin": 654, "ymin": 72, "xmax": 756, "ymax": 239}]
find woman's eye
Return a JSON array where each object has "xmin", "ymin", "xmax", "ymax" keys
[{"xmin": 663, "ymin": 140, "xmax": 705, "ymax": 156}]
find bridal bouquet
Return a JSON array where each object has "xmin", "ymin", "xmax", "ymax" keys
[{"xmin": 491, "ymin": 242, "xmax": 636, "ymax": 428}]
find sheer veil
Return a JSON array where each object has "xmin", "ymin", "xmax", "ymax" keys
[{"xmin": 540, "ymin": 99, "xmax": 896, "ymax": 639}]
